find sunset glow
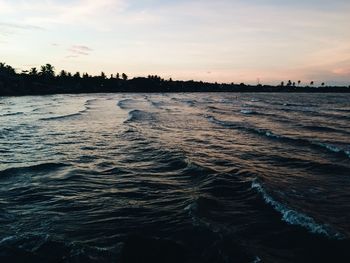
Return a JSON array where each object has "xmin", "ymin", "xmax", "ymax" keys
[{"xmin": 1, "ymin": 0, "xmax": 349, "ymax": 85}]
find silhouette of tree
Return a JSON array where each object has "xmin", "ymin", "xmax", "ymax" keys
[
  {"xmin": 0, "ymin": 61, "xmax": 348, "ymax": 96},
  {"xmin": 40, "ymin": 66, "xmax": 46, "ymax": 75},
  {"xmin": 122, "ymin": 73, "xmax": 128, "ymax": 81},
  {"xmin": 40, "ymin": 64, "xmax": 55, "ymax": 78},
  {"xmin": 74, "ymin": 72, "xmax": 81, "ymax": 79},
  {"xmin": 45, "ymin": 64, "xmax": 55, "ymax": 77},
  {"xmin": 0, "ymin": 63, "xmax": 16, "ymax": 76},
  {"xmin": 59, "ymin": 70, "xmax": 67, "ymax": 78},
  {"xmin": 29, "ymin": 67, "xmax": 38, "ymax": 76}
]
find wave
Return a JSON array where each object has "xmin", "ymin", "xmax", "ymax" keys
[
  {"xmin": 124, "ymin": 109, "xmax": 153, "ymax": 123},
  {"xmin": 316, "ymin": 143, "xmax": 350, "ymax": 158},
  {"xmin": 302, "ymin": 125, "xmax": 347, "ymax": 133},
  {"xmin": 0, "ymin": 127, "xmax": 15, "ymax": 137},
  {"xmin": 184, "ymin": 196, "xmax": 219, "ymax": 228},
  {"xmin": 0, "ymin": 236, "xmax": 17, "ymax": 245},
  {"xmin": 117, "ymin": 99, "xmax": 139, "ymax": 110},
  {"xmin": 282, "ymin": 102, "xmax": 307, "ymax": 107},
  {"xmin": 207, "ymin": 105, "xmax": 220, "ymax": 110},
  {"xmin": 149, "ymin": 100, "xmax": 165, "ymax": 109},
  {"xmin": 84, "ymin": 98, "xmax": 98, "ymax": 106},
  {"xmin": 206, "ymin": 115, "xmax": 350, "ymax": 159},
  {"xmin": 0, "ymin": 235, "xmax": 112, "ymax": 263},
  {"xmin": 279, "ymin": 107, "xmax": 350, "ymax": 121},
  {"xmin": 240, "ymin": 109, "xmax": 257, "ymax": 115},
  {"xmin": 171, "ymin": 98, "xmax": 196, "ymax": 107},
  {"xmin": 251, "ymin": 180, "xmax": 344, "ymax": 239},
  {"xmin": 334, "ymin": 108, "xmax": 350, "ymax": 113},
  {"xmin": 251, "ymin": 130, "xmax": 350, "ymax": 159},
  {"xmin": 0, "ymin": 112, "xmax": 24, "ymax": 117},
  {"xmin": 0, "ymin": 162, "xmax": 69, "ymax": 179},
  {"xmin": 40, "ymin": 99, "xmax": 94, "ymax": 121},
  {"xmin": 40, "ymin": 112, "xmax": 83, "ymax": 121},
  {"xmin": 206, "ymin": 115, "xmax": 241, "ymax": 128}
]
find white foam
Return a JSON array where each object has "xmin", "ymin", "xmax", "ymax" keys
[
  {"xmin": 316, "ymin": 143, "xmax": 350, "ymax": 158},
  {"xmin": 0, "ymin": 235, "xmax": 16, "ymax": 244},
  {"xmin": 251, "ymin": 180, "xmax": 343, "ymax": 239},
  {"xmin": 241, "ymin": 109, "xmax": 255, "ymax": 114}
]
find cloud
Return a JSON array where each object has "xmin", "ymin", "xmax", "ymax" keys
[
  {"xmin": 0, "ymin": 0, "xmax": 349, "ymax": 85},
  {"xmin": 71, "ymin": 45, "xmax": 93, "ymax": 52},
  {"xmin": 0, "ymin": 0, "xmax": 126, "ymax": 28},
  {"xmin": 66, "ymin": 45, "xmax": 93, "ymax": 58},
  {"xmin": 0, "ymin": 22, "xmax": 42, "ymax": 37},
  {"xmin": 0, "ymin": 21, "xmax": 44, "ymax": 43},
  {"xmin": 0, "ymin": 22, "xmax": 43, "ymax": 30}
]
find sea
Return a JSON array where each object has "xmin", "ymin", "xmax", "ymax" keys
[{"xmin": 1, "ymin": 93, "xmax": 350, "ymax": 262}]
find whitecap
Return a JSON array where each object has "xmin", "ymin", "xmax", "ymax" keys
[
  {"xmin": 240, "ymin": 109, "xmax": 255, "ymax": 115},
  {"xmin": 251, "ymin": 180, "xmax": 344, "ymax": 239}
]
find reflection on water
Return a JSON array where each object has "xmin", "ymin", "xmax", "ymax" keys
[{"xmin": 1, "ymin": 93, "xmax": 350, "ymax": 262}]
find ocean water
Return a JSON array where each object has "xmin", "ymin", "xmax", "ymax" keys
[{"xmin": 1, "ymin": 93, "xmax": 350, "ymax": 262}]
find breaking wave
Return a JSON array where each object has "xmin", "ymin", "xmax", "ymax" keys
[{"xmin": 251, "ymin": 180, "xmax": 344, "ymax": 239}]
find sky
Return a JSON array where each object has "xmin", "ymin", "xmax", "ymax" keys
[{"xmin": 0, "ymin": 0, "xmax": 349, "ymax": 85}]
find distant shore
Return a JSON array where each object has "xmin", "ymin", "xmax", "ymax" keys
[{"xmin": 1, "ymin": 63, "xmax": 349, "ymax": 96}]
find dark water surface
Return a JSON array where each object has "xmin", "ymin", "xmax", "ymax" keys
[{"xmin": 1, "ymin": 93, "xmax": 350, "ymax": 262}]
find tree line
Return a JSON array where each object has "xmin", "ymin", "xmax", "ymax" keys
[{"xmin": 0, "ymin": 62, "xmax": 349, "ymax": 96}]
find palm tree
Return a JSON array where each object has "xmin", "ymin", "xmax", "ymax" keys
[
  {"xmin": 59, "ymin": 70, "xmax": 67, "ymax": 78},
  {"xmin": 0, "ymin": 63, "xmax": 16, "ymax": 75},
  {"xmin": 280, "ymin": 81, "xmax": 284, "ymax": 87},
  {"xmin": 40, "ymin": 65, "xmax": 46, "ymax": 75},
  {"xmin": 46, "ymin": 64, "xmax": 55, "ymax": 76},
  {"xmin": 321, "ymin": 82, "xmax": 325, "ymax": 87},
  {"xmin": 122, "ymin": 73, "xmax": 128, "ymax": 81},
  {"xmin": 40, "ymin": 64, "xmax": 55, "ymax": 77},
  {"xmin": 298, "ymin": 80, "xmax": 301, "ymax": 86},
  {"xmin": 74, "ymin": 72, "xmax": 81, "ymax": 79},
  {"xmin": 29, "ymin": 67, "xmax": 38, "ymax": 76},
  {"xmin": 310, "ymin": 81, "xmax": 314, "ymax": 86}
]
